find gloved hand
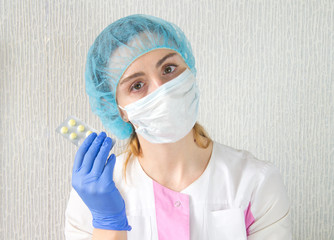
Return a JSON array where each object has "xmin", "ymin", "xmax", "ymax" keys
[{"xmin": 71, "ymin": 131, "xmax": 132, "ymax": 231}]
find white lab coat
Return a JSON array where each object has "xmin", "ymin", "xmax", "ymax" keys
[{"xmin": 65, "ymin": 141, "xmax": 292, "ymax": 239}]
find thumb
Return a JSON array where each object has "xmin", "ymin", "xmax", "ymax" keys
[{"xmin": 101, "ymin": 153, "xmax": 116, "ymax": 179}]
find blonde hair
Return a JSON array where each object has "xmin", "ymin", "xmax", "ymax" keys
[{"xmin": 122, "ymin": 122, "xmax": 212, "ymax": 181}]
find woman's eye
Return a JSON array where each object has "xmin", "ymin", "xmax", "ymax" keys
[
  {"xmin": 163, "ymin": 65, "xmax": 177, "ymax": 75},
  {"xmin": 130, "ymin": 81, "xmax": 144, "ymax": 91}
]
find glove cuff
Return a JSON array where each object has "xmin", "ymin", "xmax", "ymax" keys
[{"xmin": 91, "ymin": 205, "xmax": 132, "ymax": 231}]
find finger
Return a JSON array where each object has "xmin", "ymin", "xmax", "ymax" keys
[
  {"xmin": 81, "ymin": 132, "xmax": 107, "ymax": 173},
  {"xmin": 100, "ymin": 153, "xmax": 116, "ymax": 180},
  {"xmin": 73, "ymin": 132, "xmax": 97, "ymax": 172},
  {"xmin": 90, "ymin": 137, "xmax": 114, "ymax": 175}
]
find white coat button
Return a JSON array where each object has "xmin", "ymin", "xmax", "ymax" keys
[{"xmin": 174, "ymin": 201, "xmax": 181, "ymax": 207}]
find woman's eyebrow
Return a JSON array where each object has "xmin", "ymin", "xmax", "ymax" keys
[
  {"xmin": 155, "ymin": 52, "xmax": 177, "ymax": 68},
  {"xmin": 119, "ymin": 72, "xmax": 145, "ymax": 86},
  {"xmin": 119, "ymin": 52, "xmax": 178, "ymax": 86}
]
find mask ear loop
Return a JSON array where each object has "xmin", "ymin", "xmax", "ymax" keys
[
  {"xmin": 118, "ymin": 105, "xmax": 128, "ymax": 122},
  {"xmin": 118, "ymin": 105, "xmax": 139, "ymax": 130},
  {"xmin": 118, "ymin": 105, "xmax": 126, "ymax": 111}
]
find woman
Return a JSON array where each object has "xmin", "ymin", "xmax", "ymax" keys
[{"xmin": 65, "ymin": 14, "xmax": 292, "ymax": 240}]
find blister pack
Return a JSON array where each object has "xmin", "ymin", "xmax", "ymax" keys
[{"xmin": 55, "ymin": 116, "xmax": 115, "ymax": 147}]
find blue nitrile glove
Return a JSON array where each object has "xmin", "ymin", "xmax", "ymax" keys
[{"xmin": 71, "ymin": 131, "xmax": 132, "ymax": 231}]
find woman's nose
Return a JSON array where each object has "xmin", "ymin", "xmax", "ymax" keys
[{"xmin": 150, "ymin": 76, "xmax": 165, "ymax": 91}]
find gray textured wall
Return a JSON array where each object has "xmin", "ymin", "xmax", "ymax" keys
[{"xmin": 1, "ymin": 0, "xmax": 333, "ymax": 239}]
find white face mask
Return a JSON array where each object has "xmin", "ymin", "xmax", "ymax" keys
[{"xmin": 118, "ymin": 68, "xmax": 199, "ymax": 143}]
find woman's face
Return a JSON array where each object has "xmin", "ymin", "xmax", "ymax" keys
[{"xmin": 116, "ymin": 48, "xmax": 189, "ymax": 121}]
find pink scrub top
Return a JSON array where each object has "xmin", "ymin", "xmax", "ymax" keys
[{"xmin": 65, "ymin": 142, "xmax": 292, "ymax": 240}]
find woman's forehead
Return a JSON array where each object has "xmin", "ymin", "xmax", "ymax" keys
[{"xmin": 127, "ymin": 49, "xmax": 181, "ymax": 66}]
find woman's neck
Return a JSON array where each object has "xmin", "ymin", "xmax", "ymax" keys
[{"xmin": 137, "ymin": 130, "xmax": 213, "ymax": 192}]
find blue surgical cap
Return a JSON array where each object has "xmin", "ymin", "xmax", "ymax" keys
[{"xmin": 85, "ymin": 14, "xmax": 197, "ymax": 139}]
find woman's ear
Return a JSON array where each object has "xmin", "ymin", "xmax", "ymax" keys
[{"xmin": 118, "ymin": 107, "xmax": 129, "ymax": 122}]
